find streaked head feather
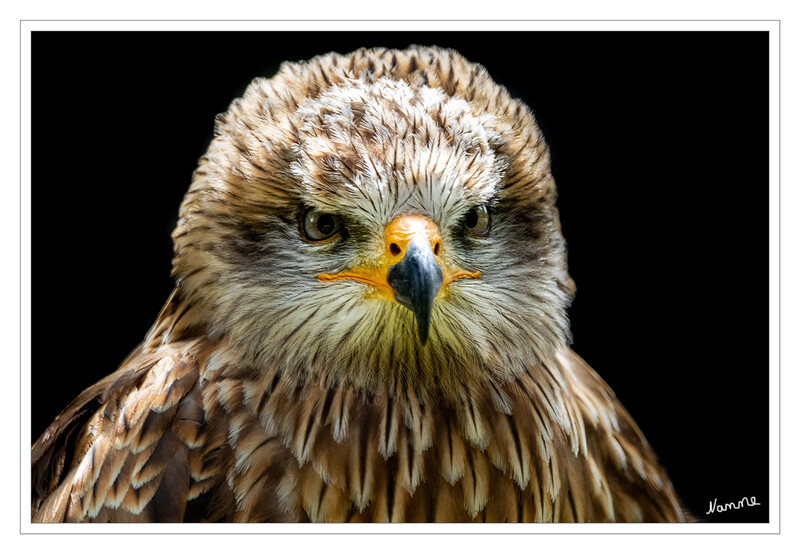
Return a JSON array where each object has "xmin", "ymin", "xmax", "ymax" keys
[{"xmin": 165, "ymin": 46, "xmax": 574, "ymax": 399}]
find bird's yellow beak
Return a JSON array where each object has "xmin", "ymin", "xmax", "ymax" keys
[{"xmin": 317, "ymin": 214, "xmax": 480, "ymax": 343}]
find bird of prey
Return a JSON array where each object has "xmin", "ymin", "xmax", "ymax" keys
[{"xmin": 32, "ymin": 46, "xmax": 689, "ymax": 523}]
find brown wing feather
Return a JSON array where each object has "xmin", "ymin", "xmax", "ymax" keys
[
  {"xmin": 31, "ymin": 344, "xmax": 156, "ymax": 513},
  {"xmin": 554, "ymin": 348, "xmax": 690, "ymax": 522},
  {"xmin": 31, "ymin": 339, "xmax": 222, "ymax": 522}
]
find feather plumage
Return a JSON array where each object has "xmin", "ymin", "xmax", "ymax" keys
[{"xmin": 32, "ymin": 46, "xmax": 689, "ymax": 523}]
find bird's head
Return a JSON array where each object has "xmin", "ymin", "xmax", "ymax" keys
[{"xmin": 170, "ymin": 47, "xmax": 575, "ymax": 396}]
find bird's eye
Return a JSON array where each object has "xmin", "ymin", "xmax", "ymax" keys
[
  {"xmin": 302, "ymin": 207, "xmax": 343, "ymax": 241},
  {"xmin": 463, "ymin": 205, "xmax": 490, "ymax": 236}
]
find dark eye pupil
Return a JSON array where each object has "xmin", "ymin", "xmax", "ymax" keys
[
  {"xmin": 464, "ymin": 210, "xmax": 479, "ymax": 228},
  {"xmin": 317, "ymin": 214, "xmax": 335, "ymax": 235}
]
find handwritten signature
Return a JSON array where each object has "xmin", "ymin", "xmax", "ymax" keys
[{"xmin": 706, "ymin": 496, "xmax": 761, "ymax": 515}]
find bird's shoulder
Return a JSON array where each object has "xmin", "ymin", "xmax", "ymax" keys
[
  {"xmin": 553, "ymin": 348, "xmax": 691, "ymax": 521},
  {"xmin": 31, "ymin": 338, "xmax": 226, "ymax": 522}
]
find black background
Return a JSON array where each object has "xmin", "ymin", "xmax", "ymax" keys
[{"xmin": 31, "ymin": 31, "xmax": 769, "ymax": 523}]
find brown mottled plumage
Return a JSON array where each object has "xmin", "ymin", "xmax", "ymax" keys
[{"xmin": 32, "ymin": 46, "xmax": 689, "ymax": 523}]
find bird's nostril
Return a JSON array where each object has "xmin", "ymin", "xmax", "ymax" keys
[
  {"xmin": 390, "ymin": 243, "xmax": 401, "ymax": 256},
  {"xmin": 433, "ymin": 241, "xmax": 441, "ymax": 256}
]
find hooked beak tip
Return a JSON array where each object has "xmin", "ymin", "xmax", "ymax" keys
[{"xmin": 416, "ymin": 311, "xmax": 431, "ymax": 346}]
